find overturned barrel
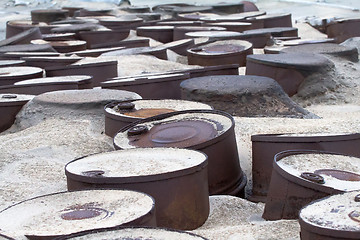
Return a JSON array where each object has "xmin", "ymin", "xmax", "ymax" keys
[
  {"xmin": 263, "ymin": 150, "xmax": 360, "ymax": 220},
  {"xmin": 113, "ymin": 109, "xmax": 247, "ymax": 197},
  {"xmin": 66, "ymin": 148, "xmax": 209, "ymax": 230},
  {"xmin": 0, "ymin": 189, "xmax": 156, "ymax": 239}
]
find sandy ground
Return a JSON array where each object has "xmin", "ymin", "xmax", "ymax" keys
[{"xmin": 0, "ymin": 0, "xmax": 360, "ymax": 239}]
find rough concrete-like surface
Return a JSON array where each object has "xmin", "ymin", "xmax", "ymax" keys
[{"xmin": 180, "ymin": 75, "xmax": 317, "ymax": 118}]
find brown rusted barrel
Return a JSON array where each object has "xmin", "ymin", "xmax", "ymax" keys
[
  {"xmin": 46, "ymin": 60, "xmax": 118, "ymax": 87},
  {"xmin": 0, "ymin": 67, "xmax": 43, "ymax": 86},
  {"xmin": 0, "ymin": 60, "xmax": 25, "ymax": 67},
  {"xmin": 66, "ymin": 148, "xmax": 209, "ymax": 230},
  {"xmin": 62, "ymin": 226, "xmax": 208, "ymax": 239},
  {"xmin": 78, "ymin": 29, "xmax": 130, "ymax": 48},
  {"xmin": 255, "ymin": 13, "xmax": 293, "ymax": 28},
  {"xmin": 0, "ymin": 52, "xmax": 59, "ymax": 60},
  {"xmin": 101, "ymin": 73, "xmax": 189, "ymax": 99},
  {"xmin": 327, "ymin": 18, "xmax": 360, "ymax": 43},
  {"xmin": 246, "ymin": 53, "xmax": 334, "ymax": 96},
  {"xmin": 187, "ymin": 40, "xmax": 253, "ymax": 67},
  {"xmin": 251, "ymin": 133, "xmax": 360, "ymax": 202},
  {"xmin": 0, "ymin": 190, "xmax": 156, "ymax": 239},
  {"xmin": 243, "ymin": 27, "xmax": 298, "ymax": 38},
  {"xmin": 3, "ymin": 75, "xmax": 93, "ymax": 95},
  {"xmin": 136, "ymin": 26, "xmax": 174, "ymax": 43},
  {"xmin": 187, "ymin": 64, "xmax": 239, "ymax": 77},
  {"xmin": 113, "ymin": 109, "xmax": 247, "ymax": 197},
  {"xmin": 6, "ymin": 20, "xmax": 61, "ymax": 37},
  {"xmin": 104, "ymin": 99, "xmax": 212, "ymax": 137},
  {"xmin": 0, "ymin": 94, "xmax": 34, "ymax": 133},
  {"xmin": 90, "ymin": 38, "xmax": 150, "ymax": 49},
  {"xmin": 31, "ymin": 39, "xmax": 87, "ymax": 53},
  {"xmin": 22, "ymin": 56, "xmax": 82, "ymax": 70},
  {"xmin": 31, "ymin": 9, "xmax": 69, "ymax": 23},
  {"xmin": 211, "ymin": 3, "xmax": 244, "ymax": 14},
  {"xmin": 99, "ymin": 17, "xmax": 143, "ymax": 30},
  {"xmin": 0, "ymin": 28, "xmax": 43, "ymax": 47},
  {"xmin": 280, "ymin": 43, "xmax": 359, "ymax": 62},
  {"xmin": 299, "ymin": 191, "xmax": 360, "ymax": 240},
  {"xmin": 263, "ymin": 150, "xmax": 360, "ymax": 220},
  {"xmin": 102, "ymin": 46, "xmax": 168, "ymax": 60},
  {"xmin": 42, "ymin": 33, "xmax": 76, "ymax": 41}
]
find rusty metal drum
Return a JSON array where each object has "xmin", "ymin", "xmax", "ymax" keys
[
  {"xmin": 136, "ymin": 26, "xmax": 174, "ymax": 43},
  {"xmin": 0, "ymin": 66, "xmax": 43, "ymax": 86},
  {"xmin": 0, "ymin": 93, "xmax": 34, "ymax": 133},
  {"xmin": 104, "ymin": 99, "xmax": 212, "ymax": 137},
  {"xmin": 22, "ymin": 56, "xmax": 82, "ymax": 70},
  {"xmin": 31, "ymin": 9, "xmax": 69, "ymax": 23},
  {"xmin": 246, "ymin": 53, "xmax": 333, "ymax": 96},
  {"xmin": 0, "ymin": 190, "xmax": 156, "ymax": 239},
  {"xmin": 255, "ymin": 13, "xmax": 293, "ymax": 28},
  {"xmin": 101, "ymin": 73, "xmax": 189, "ymax": 99},
  {"xmin": 326, "ymin": 18, "xmax": 360, "ymax": 43},
  {"xmin": 113, "ymin": 109, "xmax": 247, "ymax": 197},
  {"xmin": 46, "ymin": 60, "xmax": 118, "ymax": 87},
  {"xmin": 251, "ymin": 133, "xmax": 360, "ymax": 202},
  {"xmin": 263, "ymin": 150, "xmax": 360, "ymax": 220},
  {"xmin": 66, "ymin": 148, "xmax": 209, "ymax": 230},
  {"xmin": 78, "ymin": 29, "xmax": 130, "ymax": 48},
  {"xmin": 299, "ymin": 191, "xmax": 360, "ymax": 240}
]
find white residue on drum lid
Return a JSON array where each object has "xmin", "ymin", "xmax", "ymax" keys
[
  {"xmin": 300, "ymin": 191, "xmax": 360, "ymax": 231},
  {"xmin": 114, "ymin": 112, "xmax": 232, "ymax": 149},
  {"xmin": 0, "ymin": 67, "xmax": 42, "ymax": 77},
  {"xmin": 277, "ymin": 153, "xmax": 360, "ymax": 191},
  {"xmin": 66, "ymin": 148, "xmax": 206, "ymax": 177},
  {"xmin": 0, "ymin": 189, "xmax": 154, "ymax": 237}
]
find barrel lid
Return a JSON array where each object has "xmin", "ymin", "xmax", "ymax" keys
[
  {"xmin": 105, "ymin": 99, "xmax": 212, "ymax": 119},
  {"xmin": 185, "ymin": 31, "xmax": 242, "ymax": 38},
  {"xmin": 102, "ymin": 73, "xmax": 188, "ymax": 87},
  {"xmin": 14, "ymin": 75, "xmax": 92, "ymax": 86},
  {"xmin": 137, "ymin": 25, "xmax": 174, "ymax": 30},
  {"xmin": 246, "ymin": 53, "xmax": 332, "ymax": 71},
  {"xmin": 280, "ymin": 43, "xmax": 357, "ymax": 55},
  {"xmin": 300, "ymin": 191, "xmax": 360, "ymax": 233},
  {"xmin": 114, "ymin": 110, "xmax": 233, "ymax": 149},
  {"xmin": 256, "ymin": 13, "xmax": 291, "ymax": 20},
  {"xmin": 208, "ymin": 22, "xmax": 252, "ymax": 26},
  {"xmin": 0, "ymin": 93, "xmax": 34, "ymax": 104},
  {"xmin": 0, "ymin": 66, "xmax": 43, "ymax": 79},
  {"xmin": 175, "ymin": 26, "xmax": 226, "ymax": 31},
  {"xmin": 244, "ymin": 27, "xmax": 297, "ymax": 35},
  {"xmin": 1, "ymin": 52, "xmax": 60, "ymax": 58},
  {"xmin": 0, "ymin": 60, "xmax": 24, "ymax": 67},
  {"xmin": 22, "ymin": 56, "xmax": 82, "ymax": 63},
  {"xmin": 65, "ymin": 226, "xmax": 208, "ymax": 240},
  {"xmin": 0, "ymin": 190, "xmax": 155, "ymax": 239},
  {"xmin": 31, "ymin": 39, "xmax": 87, "ymax": 47},
  {"xmin": 188, "ymin": 40, "xmax": 252, "ymax": 55},
  {"xmin": 66, "ymin": 148, "xmax": 207, "ymax": 180},
  {"xmin": 33, "ymin": 88, "xmax": 141, "ymax": 105},
  {"xmin": 276, "ymin": 152, "xmax": 360, "ymax": 191}
]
